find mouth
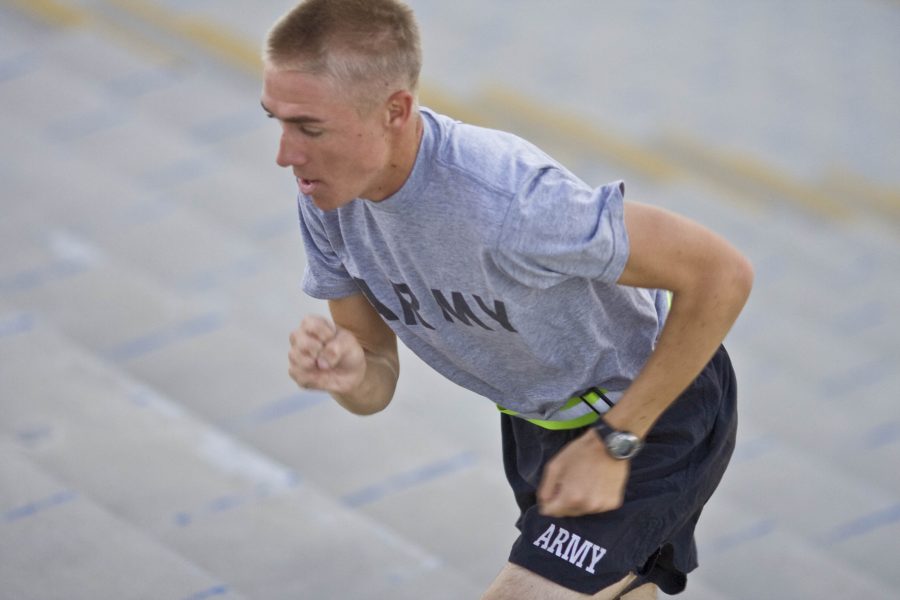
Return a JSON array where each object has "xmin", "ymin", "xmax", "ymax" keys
[{"xmin": 297, "ymin": 177, "xmax": 321, "ymax": 195}]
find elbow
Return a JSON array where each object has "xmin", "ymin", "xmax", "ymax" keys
[
  {"xmin": 708, "ymin": 252, "xmax": 753, "ymax": 327},
  {"xmin": 336, "ymin": 380, "xmax": 395, "ymax": 415},
  {"xmin": 338, "ymin": 354, "xmax": 399, "ymax": 417},
  {"xmin": 732, "ymin": 253, "xmax": 754, "ymax": 305},
  {"xmin": 343, "ymin": 397, "xmax": 392, "ymax": 416},
  {"xmin": 682, "ymin": 252, "xmax": 754, "ymax": 318}
]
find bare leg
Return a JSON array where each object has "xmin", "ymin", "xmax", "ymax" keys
[
  {"xmin": 481, "ymin": 563, "xmax": 658, "ymax": 600},
  {"xmin": 622, "ymin": 582, "xmax": 657, "ymax": 600}
]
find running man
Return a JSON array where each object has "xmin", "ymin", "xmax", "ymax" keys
[{"xmin": 261, "ymin": 1, "xmax": 753, "ymax": 597}]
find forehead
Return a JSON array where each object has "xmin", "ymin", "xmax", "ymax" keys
[{"xmin": 261, "ymin": 66, "xmax": 351, "ymax": 120}]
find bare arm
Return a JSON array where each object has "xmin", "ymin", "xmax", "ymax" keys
[
  {"xmin": 606, "ymin": 201, "xmax": 754, "ymax": 436},
  {"xmin": 539, "ymin": 201, "xmax": 753, "ymax": 516},
  {"xmin": 288, "ymin": 293, "xmax": 399, "ymax": 415}
]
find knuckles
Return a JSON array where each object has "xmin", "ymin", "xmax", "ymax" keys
[
  {"xmin": 544, "ymin": 490, "xmax": 624, "ymax": 517},
  {"xmin": 286, "ymin": 317, "xmax": 365, "ymax": 395}
]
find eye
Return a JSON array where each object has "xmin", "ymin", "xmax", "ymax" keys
[{"xmin": 298, "ymin": 124, "xmax": 324, "ymax": 138}]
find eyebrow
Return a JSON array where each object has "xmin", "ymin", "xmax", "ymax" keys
[{"xmin": 260, "ymin": 101, "xmax": 324, "ymax": 125}]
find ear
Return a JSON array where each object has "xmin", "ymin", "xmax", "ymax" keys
[{"xmin": 384, "ymin": 90, "xmax": 415, "ymax": 128}]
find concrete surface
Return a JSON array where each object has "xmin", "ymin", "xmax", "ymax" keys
[{"xmin": 1, "ymin": 1, "xmax": 898, "ymax": 598}]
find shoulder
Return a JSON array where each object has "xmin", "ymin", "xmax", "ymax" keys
[
  {"xmin": 492, "ymin": 177, "xmax": 630, "ymax": 286},
  {"xmin": 421, "ymin": 107, "xmax": 562, "ymax": 197}
]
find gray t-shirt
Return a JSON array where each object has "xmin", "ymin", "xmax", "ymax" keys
[{"xmin": 298, "ymin": 108, "xmax": 668, "ymax": 422}]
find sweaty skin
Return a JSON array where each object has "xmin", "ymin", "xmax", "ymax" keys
[
  {"xmin": 538, "ymin": 203, "xmax": 753, "ymax": 517},
  {"xmin": 266, "ymin": 63, "xmax": 753, "ymax": 519}
]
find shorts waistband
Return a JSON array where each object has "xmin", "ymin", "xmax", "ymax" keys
[{"xmin": 497, "ymin": 388, "xmax": 617, "ymax": 430}]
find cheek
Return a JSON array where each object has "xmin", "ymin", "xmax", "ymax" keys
[{"xmin": 350, "ymin": 133, "xmax": 389, "ymax": 171}]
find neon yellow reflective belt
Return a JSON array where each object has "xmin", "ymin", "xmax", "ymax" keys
[
  {"xmin": 497, "ymin": 389, "xmax": 608, "ymax": 430},
  {"xmin": 499, "ymin": 293, "xmax": 668, "ymax": 431}
]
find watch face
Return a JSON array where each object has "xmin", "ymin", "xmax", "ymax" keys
[{"xmin": 607, "ymin": 431, "xmax": 642, "ymax": 459}]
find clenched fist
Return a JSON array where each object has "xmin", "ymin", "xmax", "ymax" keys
[
  {"xmin": 537, "ymin": 429, "xmax": 630, "ymax": 517},
  {"xmin": 288, "ymin": 315, "xmax": 366, "ymax": 394}
]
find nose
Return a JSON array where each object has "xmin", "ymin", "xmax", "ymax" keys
[{"xmin": 275, "ymin": 130, "xmax": 307, "ymax": 168}]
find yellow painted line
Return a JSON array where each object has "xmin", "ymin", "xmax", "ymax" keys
[
  {"xmin": 476, "ymin": 85, "xmax": 858, "ymax": 222},
  {"xmin": 104, "ymin": 0, "xmax": 500, "ymax": 120},
  {"xmin": 101, "ymin": 0, "xmax": 491, "ymax": 125},
  {"xmin": 3, "ymin": 0, "xmax": 87, "ymax": 27},
  {"xmin": 658, "ymin": 131, "xmax": 851, "ymax": 219},
  {"xmin": 419, "ymin": 85, "xmax": 495, "ymax": 128},
  {"xmin": 2, "ymin": 0, "xmax": 182, "ymax": 66},
  {"xmin": 27, "ymin": 0, "xmax": 893, "ymax": 226},
  {"xmin": 821, "ymin": 168, "xmax": 900, "ymax": 223},
  {"xmin": 479, "ymin": 85, "xmax": 683, "ymax": 182},
  {"xmin": 105, "ymin": 0, "xmax": 261, "ymax": 75}
]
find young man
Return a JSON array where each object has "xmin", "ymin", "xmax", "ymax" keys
[{"xmin": 261, "ymin": 1, "xmax": 753, "ymax": 597}]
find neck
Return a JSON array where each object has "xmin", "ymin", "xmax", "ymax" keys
[{"xmin": 369, "ymin": 110, "xmax": 423, "ymax": 202}]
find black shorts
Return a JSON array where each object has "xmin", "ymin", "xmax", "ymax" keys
[{"xmin": 502, "ymin": 346, "xmax": 737, "ymax": 595}]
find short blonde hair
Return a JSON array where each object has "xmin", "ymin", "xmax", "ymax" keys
[{"xmin": 265, "ymin": 0, "xmax": 422, "ymax": 110}]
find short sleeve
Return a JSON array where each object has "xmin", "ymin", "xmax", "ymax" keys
[
  {"xmin": 297, "ymin": 197, "xmax": 359, "ymax": 299},
  {"xmin": 492, "ymin": 171, "xmax": 630, "ymax": 289}
]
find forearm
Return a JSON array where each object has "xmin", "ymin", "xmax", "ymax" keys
[
  {"xmin": 606, "ymin": 256, "xmax": 753, "ymax": 438},
  {"xmin": 539, "ymin": 275, "xmax": 751, "ymax": 517},
  {"xmin": 540, "ymin": 202, "xmax": 752, "ymax": 517},
  {"xmin": 332, "ymin": 349, "xmax": 399, "ymax": 416}
]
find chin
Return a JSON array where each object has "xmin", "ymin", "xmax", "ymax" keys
[{"xmin": 311, "ymin": 194, "xmax": 354, "ymax": 212}]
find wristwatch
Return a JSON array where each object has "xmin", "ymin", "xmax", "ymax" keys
[{"xmin": 592, "ymin": 418, "xmax": 644, "ymax": 460}]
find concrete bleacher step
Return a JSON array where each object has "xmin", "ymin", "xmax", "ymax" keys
[
  {"xmin": 4, "ymin": 2, "xmax": 900, "ymax": 597},
  {"xmin": 0, "ymin": 200, "xmax": 510, "ymax": 591},
  {"xmin": 693, "ymin": 495, "xmax": 896, "ymax": 600},
  {"xmin": 0, "ymin": 30, "xmax": 312, "ymax": 342},
  {"xmin": 0, "ymin": 314, "xmax": 483, "ymax": 598},
  {"xmin": 1, "ymin": 442, "xmax": 248, "ymax": 600},
  {"xmin": 0, "ymin": 18, "xmax": 511, "ymax": 568},
  {"xmin": 711, "ymin": 422, "xmax": 900, "ymax": 592},
  {"xmin": 0, "ymin": 81, "xmax": 520, "ymax": 590}
]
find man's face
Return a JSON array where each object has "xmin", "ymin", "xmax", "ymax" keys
[{"xmin": 261, "ymin": 66, "xmax": 391, "ymax": 211}]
